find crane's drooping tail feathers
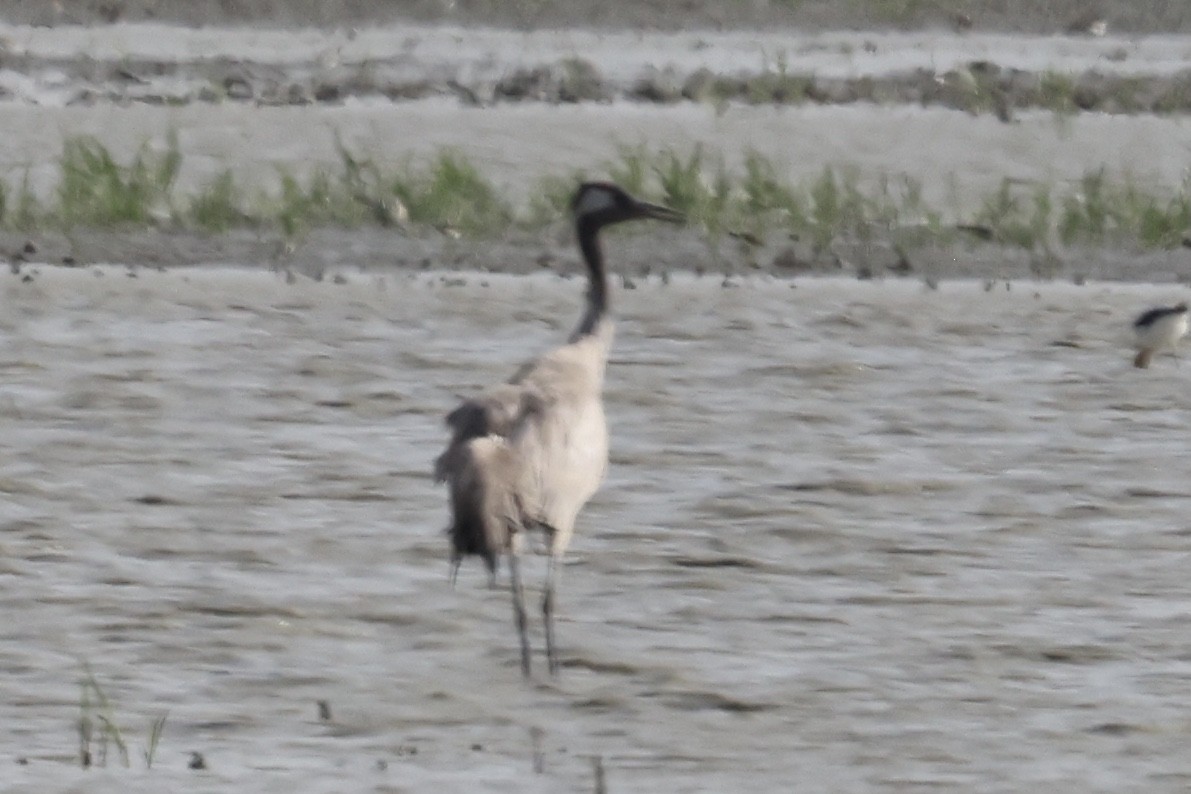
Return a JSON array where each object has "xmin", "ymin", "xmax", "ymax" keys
[
  {"xmin": 446, "ymin": 436, "xmax": 518, "ymax": 580},
  {"xmin": 437, "ymin": 391, "xmax": 545, "ymax": 580},
  {"xmin": 1134, "ymin": 348, "xmax": 1154, "ymax": 369}
]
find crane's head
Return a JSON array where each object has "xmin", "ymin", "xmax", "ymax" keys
[{"xmin": 570, "ymin": 182, "xmax": 685, "ymax": 229}]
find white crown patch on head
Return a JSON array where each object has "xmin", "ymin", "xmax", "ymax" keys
[{"xmin": 573, "ymin": 186, "xmax": 619, "ymax": 217}]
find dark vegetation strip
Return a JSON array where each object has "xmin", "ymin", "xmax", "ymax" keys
[{"xmin": 42, "ymin": 55, "xmax": 1191, "ymax": 119}]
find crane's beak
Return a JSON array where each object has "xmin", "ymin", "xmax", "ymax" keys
[{"xmin": 632, "ymin": 200, "xmax": 685, "ymax": 225}]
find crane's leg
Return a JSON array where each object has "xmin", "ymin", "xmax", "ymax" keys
[
  {"xmin": 483, "ymin": 551, "xmax": 498, "ymax": 589},
  {"xmin": 542, "ymin": 553, "xmax": 561, "ymax": 675},
  {"xmin": 507, "ymin": 533, "xmax": 532, "ymax": 678}
]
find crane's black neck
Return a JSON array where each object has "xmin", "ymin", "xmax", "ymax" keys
[{"xmin": 571, "ymin": 216, "xmax": 608, "ymax": 340}]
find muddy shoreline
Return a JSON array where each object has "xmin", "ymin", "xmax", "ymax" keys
[{"xmin": 4, "ymin": 226, "xmax": 1190, "ymax": 285}]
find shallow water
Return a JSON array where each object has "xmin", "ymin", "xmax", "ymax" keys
[{"xmin": 2, "ymin": 266, "xmax": 1191, "ymax": 791}]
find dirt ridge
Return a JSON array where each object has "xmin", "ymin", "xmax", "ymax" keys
[
  {"xmin": 8, "ymin": 49, "xmax": 1191, "ymax": 120},
  {"xmin": 1, "ymin": 0, "xmax": 1189, "ymax": 35}
]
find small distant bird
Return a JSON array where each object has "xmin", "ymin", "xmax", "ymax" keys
[
  {"xmin": 1132, "ymin": 301, "xmax": 1189, "ymax": 368},
  {"xmin": 435, "ymin": 182, "xmax": 684, "ymax": 677},
  {"xmin": 1066, "ymin": 11, "xmax": 1109, "ymax": 37}
]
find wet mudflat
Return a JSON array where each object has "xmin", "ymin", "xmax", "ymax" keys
[{"xmin": 2, "ymin": 267, "xmax": 1191, "ymax": 791}]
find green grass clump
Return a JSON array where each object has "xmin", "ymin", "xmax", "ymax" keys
[
  {"xmin": 738, "ymin": 149, "xmax": 804, "ymax": 238},
  {"xmin": 807, "ymin": 166, "xmax": 875, "ymax": 251},
  {"xmin": 272, "ymin": 167, "xmax": 365, "ymax": 236},
  {"xmin": 58, "ymin": 132, "xmax": 181, "ymax": 227},
  {"xmin": 1107, "ymin": 180, "xmax": 1191, "ymax": 248},
  {"xmin": 392, "ymin": 150, "xmax": 513, "ymax": 235},
  {"xmin": 1057, "ymin": 168, "xmax": 1191, "ymax": 248},
  {"xmin": 1059, "ymin": 168, "xmax": 1111, "ymax": 245},
  {"xmin": 974, "ymin": 178, "xmax": 1054, "ymax": 249},
  {"xmin": 606, "ymin": 144, "xmax": 651, "ymax": 197},
  {"xmin": 10, "ymin": 171, "xmax": 42, "ymax": 229},
  {"xmin": 269, "ymin": 138, "xmax": 387, "ymax": 236},
  {"xmin": 652, "ymin": 146, "xmax": 730, "ymax": 230},
  {"xmin": 188, "ymin": 169, "xmax": 245, "ymax": 232},
  {"xmin": 1038, "ymin": 71, "xmax": 1079, "ymax": 116}
]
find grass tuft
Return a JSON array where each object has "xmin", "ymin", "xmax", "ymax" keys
[
  {"xmin": 188, "ymin": 169, "xmax": 244, "ymax": 232},
  {"xmin": 974, "ymin": 178, "xmax": 1053, "ymax": 249},
  {"xmin": 79, "ymin": 664, "xmax": 129, "ymax": 769},
  {"xmin": 58, "ymin": 132, "xmax": 180, "ymax": 227},
  {"xmin": 78, "ymin": 664, "xmax": 168, "ymax": 771},
  {"xmin": 392, "ymin": 149, "xmax": 513, "ymax": 235}
]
